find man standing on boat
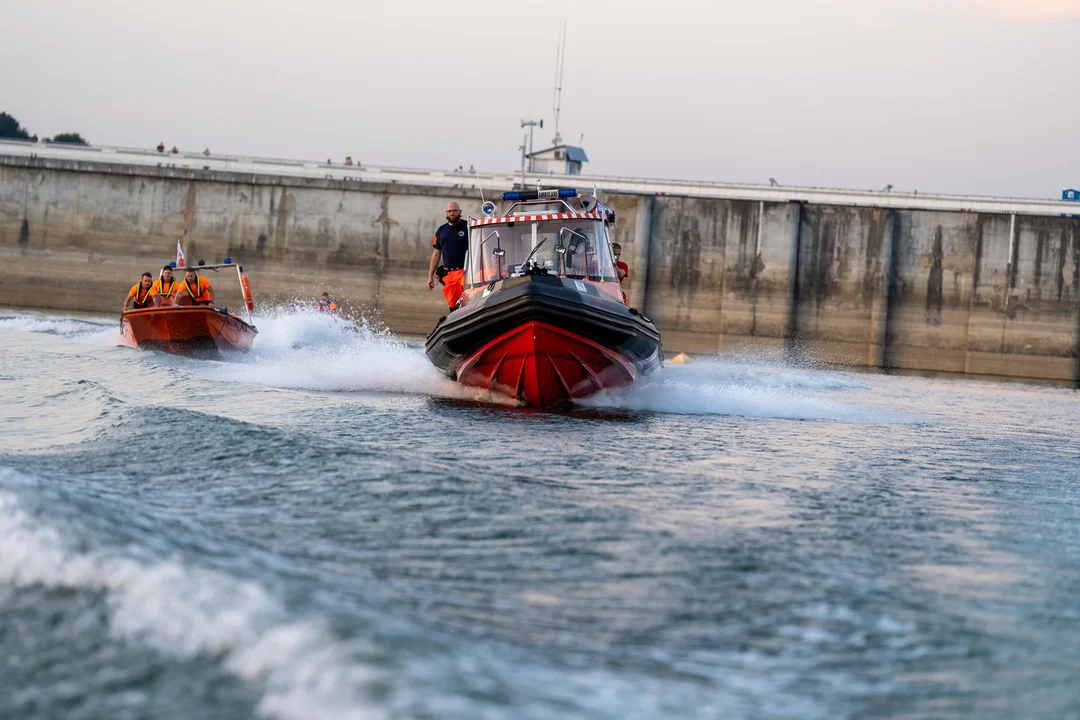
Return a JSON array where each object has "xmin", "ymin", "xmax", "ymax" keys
[
  {"xmin": 150, "ymin": 265, "xmax": 180, "ymax": 306},
  {"xmin": 612, "ymin": 242, "xmax": 629, "ymax": 304},
  {"xmin": 178, "ymin": 267, "xmax": 214, "ymax": 306},
  {"xmin": 124, "ymin": 272, "xmax": 155, "ymax": 311},
  {"xmin": 428, "ymin": 201, "xmax": 469, "ymax": 310}
]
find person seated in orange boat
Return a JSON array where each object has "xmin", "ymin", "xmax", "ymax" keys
[
  {"xmin": 124, "ymin": 272, "xmax": 155, "ymax": 311},
  {"xmin": 318, "ymin": 292, "xmax": 338, "ymax": 315},
  {"xmin": 149, "ymin": 265, "xmax": 180, "ymax": 306},
  {"xmin": 427, "ymin": 201, "xmax": 468, "ymax": 310},
  {"xmin": 176, "ymin": 268, "xmax": 214, "ymax": 306}
]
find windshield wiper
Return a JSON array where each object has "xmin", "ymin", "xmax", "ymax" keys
[{"xmin": 521, "ymin": 237, "xmax": 548, "ymax": 267}]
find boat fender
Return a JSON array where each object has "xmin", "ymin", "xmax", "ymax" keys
[{"xmin": 240, "ymin": 273, "xmax": 255, "ymax": 312}]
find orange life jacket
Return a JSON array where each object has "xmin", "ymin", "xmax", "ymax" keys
[
  {"xmin": 151, "ymin": 279, "xmax": 179, "ymax": 296},
  {"xmin": 180, "ymin": 276, "xmax": 212, "ymax": 303},
  {"xmin": 129, "ymin": 282, "xmax": 153, "ymax": 308}
]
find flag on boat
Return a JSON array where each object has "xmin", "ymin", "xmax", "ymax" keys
[{"xmin": 176, "ymin": 239, "xmax": 185, "ymax": 267}]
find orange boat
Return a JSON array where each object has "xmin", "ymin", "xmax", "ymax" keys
[
  {"xmin": 121, "ymin": 261, "xmax": 258, "ymax": 357},
  {"xmin": 122, "ymin": 306, "xmax": 257, "ymax": 356}
]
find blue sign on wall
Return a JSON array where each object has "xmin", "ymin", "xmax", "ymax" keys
[{"xmin": 1063, "ymin": 189, "xmax": 1080, "ymax": 217}]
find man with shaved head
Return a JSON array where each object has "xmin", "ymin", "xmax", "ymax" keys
[{"xmin": 428, "ymin": 200, "xmax": 469, "ymax": 310}]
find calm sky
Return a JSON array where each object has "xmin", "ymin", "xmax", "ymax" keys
[{"xmin": 2, "ymin": 0, "xmax": 1077, "ymax": 198}]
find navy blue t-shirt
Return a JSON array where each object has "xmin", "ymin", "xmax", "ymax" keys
[{"xmin": 433, "ymin": 219, "xmax": 469, "ymax": 269}]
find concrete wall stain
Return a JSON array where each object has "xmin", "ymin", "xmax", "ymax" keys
[
  {"xmin": 1072, "ymin": 226, "xmax": 1079, "ymax": 302},
  {"xmin": 372, "ymin": 194, "xmax": 399, "ymax": 311},
  {"xmin": 926, "ymin": 225, "xmax": 944, "ymax": 326},
  {"xmin": 1055, "ymin": 231, "xmax": 1068, "ymax": 303},
  {"xmin": 181, "ymin": 180, "xmax": 196, "ymax": 243},
  {"xmin": 732, "ymin": 201, "xmax": 753, "ymax": 278},
  {"xmin": 1074, "ymin": 225, "xmax": 1080, "ymax": 386},
  {"xmin": 1033, "ymin": 226, "xmax": 1046, "ymax": 296},
  {"xmin": 748, "ymin": 203, "xmax": 762, "ymax": 336},
  {"xmin": 272, "ymin": 187, "xmax": 291, "ymax": 263},
  {"xmin": 862, "ymin": 210, "xmax": 886, "ymax": 305},
  {"xmin": 803, "ymin": 210, "xmax": 835, "ymax": 310}
]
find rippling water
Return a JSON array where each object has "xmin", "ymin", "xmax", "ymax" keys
[{"xmin": 1, "ymin": 307, "xmax": 1078, "ymax": 719}]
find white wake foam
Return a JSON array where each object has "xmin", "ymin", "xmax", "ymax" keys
[
  {"xmin": 246, "ymin": 308, "xmax": 369, "ymax": 354},
  {"xmin": 3, "ymin": 308, "xmax": 890, "ymax": 420},
  {"xmin": 581, "ymin": 358, "xmax": 892, "ymax": 422},
  {"xmin": 199, "ymin": 309, "xmax": 507, "ymax": 402},
  {"xmin": 201, "ymin": 313, "xmax": 884, "ymax": 416},
  {"xmin": 0, "ymin": 469, "xmax": 386, "ymax": 719},
  {"xmin": 0, "ymin": 313, "xmax": 123, "ymax": 346}
]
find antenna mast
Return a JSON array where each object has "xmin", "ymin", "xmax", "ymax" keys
[{"xmin": 552, "ymin": 21, "xmax": 567, "ymax": 146}]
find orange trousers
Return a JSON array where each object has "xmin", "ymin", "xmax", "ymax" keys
[{"xmin": 442, "ymin": 269, "xmax": 465, "ymax": 308}]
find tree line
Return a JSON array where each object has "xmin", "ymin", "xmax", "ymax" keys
[{"xmin": 0, "ymin": 112, "xmax": 88, "ymax": 145}]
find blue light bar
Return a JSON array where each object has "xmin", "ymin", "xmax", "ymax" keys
[{"xmin": 501, "ymin": 188, "xmax": 578, "ymax": 201}]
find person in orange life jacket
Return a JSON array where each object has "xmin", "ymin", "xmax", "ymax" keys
[
  {"xmin": 178, "ymin": 268, "xmax": 214, "ymax": 306},
  {"xmin": 124, "ymin": 272, "xmax": 155, "ymax": 311},
  {"xmin": 613, "ymin": 242, "xmax": 630, "ymax": 304},
  {"xmin": 318, "ymin": 293, "xmax": 338, "ymax": 315},
  {"xmin": 150, "ymin": 266, "xmax": 180, "ymax": 306},
  {"xmin": 427, "ymin": 201, "xmax": 468, "ymax": 310}
]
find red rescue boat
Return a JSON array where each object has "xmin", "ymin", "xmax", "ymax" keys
[
  {"xmin": 121, "ymin": 261, "xmax": 258, "ymax": 357},
  {"xmin": 426, "ymin": 188, "xmax": 662, "ymax": 409}
]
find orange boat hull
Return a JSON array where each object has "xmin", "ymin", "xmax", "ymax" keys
[{"xmin": 121, "ymin": 307, "xmax": 257, "ymax": 357}]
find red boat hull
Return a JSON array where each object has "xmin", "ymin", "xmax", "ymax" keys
[
  {"xmin": 456, "ymin": 321, "xmax": 637, "ymax": 409},
  {"xmin": 121, "ymin": 306, "xmax": 257, "ymax": 357}
]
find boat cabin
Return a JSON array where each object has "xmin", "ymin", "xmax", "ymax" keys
[{"xmin": 465, "ymin": 190, "xmax": 621, "ymax": 301}]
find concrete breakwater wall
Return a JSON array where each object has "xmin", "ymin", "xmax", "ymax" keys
[{"xmin": 1, "ymin": 155, "xmax": 1078, "ymax": 384}]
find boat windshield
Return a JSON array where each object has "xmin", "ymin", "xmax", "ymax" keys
[{"xmin": 467, "ymin": 219, "xmax": 618, "ymax": 288}]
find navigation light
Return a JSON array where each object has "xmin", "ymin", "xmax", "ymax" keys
[{"xmin": 501, "ymin": 188, "xmax": 578, "ymax": 201}]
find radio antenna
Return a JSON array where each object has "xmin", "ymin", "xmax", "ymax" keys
[{"xmin": 552, "ymin": 21, "xmax": 567, "ymax": 146}]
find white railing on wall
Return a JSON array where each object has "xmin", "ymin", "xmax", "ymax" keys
[{"xmin": 1, "ymin": 137, "xmax": 1077, "ymax": 218}]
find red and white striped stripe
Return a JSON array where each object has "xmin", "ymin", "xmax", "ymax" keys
[{"xmin": 469, "ymin": 211, "xmax": 606, "ymax": 227}]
